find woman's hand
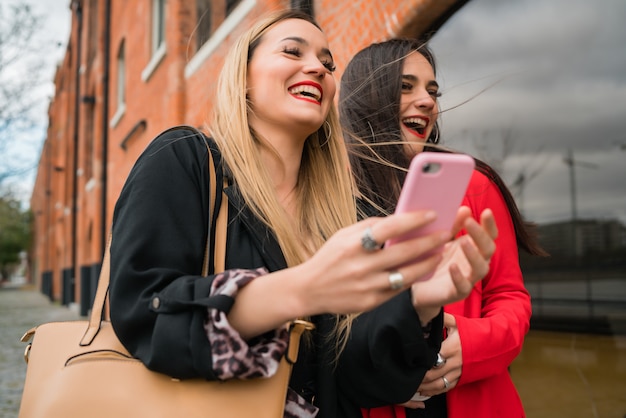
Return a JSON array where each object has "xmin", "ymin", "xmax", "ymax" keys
[
  {"xmin": 229, "ymin": 210, "xmax": 453, "ymax": 338},
  {"xmin": 417, "ymin": 313, "xmax": 462, "ymax": 396},
  {"xmin": 297, "ymin": 210, "xmax": 454, "ymax": 317},
  {"xmin": 411, "ymin": 207, "xmax": 497, "ymax": 322}
]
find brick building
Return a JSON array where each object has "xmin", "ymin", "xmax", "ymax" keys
[{"xmin": 30, "ymin": 0, "xmax": 468, "ymax": 314}]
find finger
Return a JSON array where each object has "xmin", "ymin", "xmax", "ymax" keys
[
  {"xmin": 371, "ymin": 233, "xmax": 451, "ymax": 281},
  {"xmin": 420, "ymin": 372, "xmax": 437, "ymax": 384},
  {"xmin": 458, "ymin": 236, "xmax": 489, "ymax": 284},
  {"xmin": 461, "ymin": 234, "xmax": 491, "ymax": 274},
  {"xmin": 449, "ymin": 261, "xmax": 476, "ymax": 296},
  {"xmin": 451, "ymin": 206, "xmax": 472, "ymax": 236},
  {"xmin": 381, "ymin": 251, "xmax": 444, "ymax": 292},
  {"xmin": 480, "ymin": 208, "xmax": 498, "ymax": 240},
  {"xmin": 401, "ymin": 400, "xmax": 426, "ymax": 409},
  {"xmin": 419, "ymin": 372, "xmax": 446, "ymax": 388},
  {"xmin": 464, "ymin": 219, "xmax": 496, "ymax": 261},
  {"xmin": 417, "ymin": 380, "xmax": 445, "ymax": 397},
  {"xmin": 353, "ymin": 212, "xmax": 446, "ymax": 266},
  {"xmin": 443, "ymin": 312, "xmax": 456, "ymax": 328},
  {"xmin": 359, "ymin": 211, "xmax": 437, "ymax": 246}
]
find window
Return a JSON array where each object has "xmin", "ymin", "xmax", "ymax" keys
[
  {"xmin": 226, "ymin": 0, "xmax": 242, "ymax": 15},
  {"xmin": 84, "ymin": 99, "xmax": 94, "ymax": 181},
  {"xmin": 185, "ymin": 0, "xmax": 254, "ymax": 78},
  {"xmin": 152, "ymin": 0, "xmax": 166, "ymax": 54},
  {"xmin": 110, "ymin": 41, "xmax": 126, "ymax": 127},
  {"xmin": 116, "ymin": 43, "xmax": 125, "ymax": 110},
  {"xmin": 194, "ymin": 0, "xmax": 243, "ymax": 52},
  {"xmin": 87, "ymin": 0, "xmax": 98, "ymax": 65},
  {"xmin": 195, "ymin": 0, "xmax": 212, "ymax": 52},
  {"xmin": 142, "ymin": 0, "xmax": 167, "ymax": 81}
]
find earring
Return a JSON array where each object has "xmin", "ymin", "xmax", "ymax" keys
[
  {"xmin": 428, "ymin": 124, "xmax": 440, "ymax": 144},
  {"xmin": 319, "ymin": 121, "xmax": 331, "ymax": 148}
]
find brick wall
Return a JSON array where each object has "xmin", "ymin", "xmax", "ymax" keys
[{"xmin": 30, "ymin": 0, "xmax": 466, "ymax": 308}]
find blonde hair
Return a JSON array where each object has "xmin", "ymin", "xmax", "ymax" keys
[{"xmin": 209, "ymin": 10, "xmax": 356, "ymax": 267}]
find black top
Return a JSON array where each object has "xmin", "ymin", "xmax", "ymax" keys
[{"xmin": 109, "ymin": 127, "xmax": 442, "ymax": 417}]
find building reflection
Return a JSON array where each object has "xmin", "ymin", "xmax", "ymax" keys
[
  {"xmin": 514, "ymin": 218, "xmax": 626, "ymax": 416},
  {"xmin": 521, "ymin": 218, "xmax": 626, "ymax": 335},
  {"xmin": 511, "ymin": 330, "xmax": 626, "ymax": 418}
]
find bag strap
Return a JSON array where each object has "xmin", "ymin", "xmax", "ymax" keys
[
  {"xmin": 194, "ymin": 132, "xmax": 313, "ymax": 357},
  {"xmin": 80, "ymin": 127, "xmax": 223, "ymax": 346},
  {"xmin": 79, "ymin": 234, "xmax": 112, "ymax": 345},
  {"xmin": 200, "ymin": 133, "xmax": 228, "ymax": 275}
]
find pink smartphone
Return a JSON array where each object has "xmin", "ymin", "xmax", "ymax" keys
[{"xmin": 385, "ymin": 152, "xmax": 475, "ymax": 276}]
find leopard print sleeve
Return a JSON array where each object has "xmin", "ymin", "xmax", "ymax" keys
[
  {"xmin": 204, "ymin": 268, "xmax": 288, "ymax": 380},
  {"xmin": 203, "ymin": 268, "xmax": 319, "ymax": 417}
]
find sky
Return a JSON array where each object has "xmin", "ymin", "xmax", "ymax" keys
[
  {"xmin": 9, "ymin": 0, "xmax": 626, "ymax": 226},
  {"xmin": 2, "ymin": 0, "xmax": 71, "ymax": 203},
  {"xmin": 16, "ymin": 0, "xmax": 71, "ymax": 96},
  {"xmin": 429, "ymin": 0, "xmax": 626, "ymax": 225}
]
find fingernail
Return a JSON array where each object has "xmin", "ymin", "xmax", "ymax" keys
[{"xmin": 424, "ymin": 211, "xmax": 437, "ymax": 221}]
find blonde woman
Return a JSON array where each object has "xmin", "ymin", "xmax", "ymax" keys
[{"xmin": 109, "ymin": 11, "xmax": 497, "ymax": 417}]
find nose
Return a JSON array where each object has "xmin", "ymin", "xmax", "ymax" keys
[
  {"xmin": 303, "ymin": 57, "xmax": 326, "ymax": 78},
  {"xmin": 411, "ymin": 91, "xmax": 436, "ymax": 110}
]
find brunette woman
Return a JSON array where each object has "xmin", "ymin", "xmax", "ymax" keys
[{"xmin": 340, "ymin": 38, "xmax": 545, "ymax": 418}]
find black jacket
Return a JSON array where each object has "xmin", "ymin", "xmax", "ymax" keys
[{"xmin": 109, "ymin": 127, "xmax": 442, "ymax": 417}]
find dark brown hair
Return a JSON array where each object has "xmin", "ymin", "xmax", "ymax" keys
[{"xmin": 339, "ymin": 39, "xmax": 547, "ymax": 256}]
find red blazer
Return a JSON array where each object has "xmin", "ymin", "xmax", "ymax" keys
[
  {"xmin": 444, "ymin": 170, "xmax": 530, "ymax": 418},
  {"xmin": 362, "ymin": 170, "xmax": 530, "ymax": 418}
]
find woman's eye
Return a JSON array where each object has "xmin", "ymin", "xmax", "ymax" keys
[
  {"xmin": 429, "ymin": 90, "xmax": 442, "ymax": 98},
  {"xmin": 322, "ymin": 60, "xmax": 336, "ymax": 72},
  {"xmin": 401, "ymin": 82, "xmax": 413, "ymax": 91},
  {"xmin": 282, "ymin": 45, "xmax": 335, "ymax": 72},
  {"xmin": 283, "ymin": 47, "xmax": 302, "ymax": 57}
]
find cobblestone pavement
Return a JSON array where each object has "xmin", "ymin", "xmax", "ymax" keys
[
  {"xmin": 1, "ymin": 285, "xmax": 624, "ymax": 417},
  {"xmin": 0, "ymin": 286, "xmax": 81, "ymax": 418}
]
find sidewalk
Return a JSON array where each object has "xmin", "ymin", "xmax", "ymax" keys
[
  {"xmin": 0, "ymin": 286, "xmax": 81, "ymax": 417},
  {"xmin": 511, "ymin": 330, "xmax": 626, "ymax": 418},
  {"xmin": 1, "ymin": 286, "xmax": 625, "ymax": 417}
]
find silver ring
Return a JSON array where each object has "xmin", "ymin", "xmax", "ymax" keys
[
  {"xmin": 434, "ymin": 353, "xmax": 446, "ymax": 368},
  {"xmin": 361, "ymin": 227, "xmax": 381, "ymax": 252},
  {"xmin": 388, "ymin": 271, "xmax": 404, "ymax": 290},
  {"xmin": 442, "ymin": 376, "xmax": 451, "ymax": 389}
]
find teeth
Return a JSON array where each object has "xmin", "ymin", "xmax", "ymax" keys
[
  {"xmin": 402, "ymin": 117, "xmax": 427, "ymax": 127},
  {"xmin": 289, "ymin": 85, "xmax": 321, "ymax": 102}
]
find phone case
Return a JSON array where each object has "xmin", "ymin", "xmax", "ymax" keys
[{"xmin": 385, "ymin": 152, "xmax": 475, "ymax": 277}]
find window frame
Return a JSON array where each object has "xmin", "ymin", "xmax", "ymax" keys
[
  {"xmin": 185, "ymin": 0, "xmax": 256, "ymax": 79},
  {"xmin": 110, "ymin": 40, "xmax": 126, "ymax": 128},
  {"xmin": 141, "ymin": 0, "xmax": 167, "ymax": 82}
]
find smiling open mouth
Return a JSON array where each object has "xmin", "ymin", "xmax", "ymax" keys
[
  {"xmin": 402, "ymin": 117, "xmax": 428, "ymax": 135},
  {"xmin": 289, "ymin": 85, "xmax": 322, "ymax": 103}
]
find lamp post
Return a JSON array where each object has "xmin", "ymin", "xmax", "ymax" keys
[{"xmin": 562, "ymin": 149, "xmax": 598, "ymax": 256}]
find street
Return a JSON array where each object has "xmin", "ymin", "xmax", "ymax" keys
[
  {"xmin": 0, "ymin": 285, "xmax": 80, "ymax": 417},
  {"xmin": 1, "ymin": 285, "xmax": 624, "ymax": 417}
]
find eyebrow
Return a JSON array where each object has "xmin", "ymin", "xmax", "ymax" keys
[
  {"xmin": 402, "ymin": 74, "xmax": 439, "ymax": 89},
  {"xmin": 281, "ymin": 36, "xmax": 334, "ymax": 60}
]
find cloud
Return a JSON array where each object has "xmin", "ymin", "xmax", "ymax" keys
[
  {"xmin": 429, "ymin": 0, "xmax": 626, "ymax": 224},
  {"xmin": 504, "ymin": 150, "xmax": 626, "ymax": 223},
  {"xmin": 3, "ymin": 0, "xmax": 71, "ymax": 204}
]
